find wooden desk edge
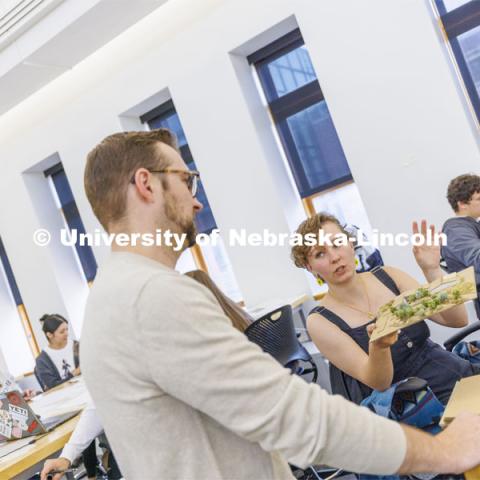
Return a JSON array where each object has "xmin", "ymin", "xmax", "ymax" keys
[
  {"xmin": 465, "ymin": 465, "xmax": 480, "ymax": 480},
  {"xmin": 0, "ymin": 415, "xmax": 80, "ymax": 478}
]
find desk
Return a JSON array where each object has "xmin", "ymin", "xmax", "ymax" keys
[
  {"xmin": 0, "ymin": 379, "xmax": 88, "ymax": 479},
  {"xmin": 0, "ymin": 415, "xmax": 79, "ymax": 479},
  {"xmin": 466, "ymin": 465, "xmax": 480, "ymax": 480}
]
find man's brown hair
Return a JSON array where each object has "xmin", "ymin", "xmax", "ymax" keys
[
  {"xmin": 447, "ymin": 174, "xmax": 480, "ymax": 212},
  {"xmin": 84, "ymin": 129, "xmax": 178, "ymax": 231},
  {"xmin": 291, "ymin": 212, "xmax": 347, "ymax": 269}
]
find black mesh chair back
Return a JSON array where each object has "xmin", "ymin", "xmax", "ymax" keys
[
  {"xmin": 329, "ymin": 364, "xmax": 370, "ymax": 405},
  {"xmin": 245, "ymin": 305, "xmax": 317, "ymax": 382}
]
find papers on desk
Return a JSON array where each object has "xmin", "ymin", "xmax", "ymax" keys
[
  {"xmin": 440, "ymin": 374, "xmax": 480, "ymax": 427},
  {"xmin": 30, "ymin": 377, "xmax": 91, "ymax": 419},
  {"xmin": 0, "ymin": 437, "xmax": 34, "ymax": 459}
]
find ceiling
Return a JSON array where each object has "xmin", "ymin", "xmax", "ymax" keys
[{"xmin": 0, "ymin": 0, "xmax": 168, "ymax": 114}]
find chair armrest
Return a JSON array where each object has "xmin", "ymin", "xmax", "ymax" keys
[{"xmin": 444, "ymin": 322, "xmax": 480, "ymax": 351}]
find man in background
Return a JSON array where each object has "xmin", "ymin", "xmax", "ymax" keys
[{"xmin": 442, "ymin": 173, "xmax": 480, "ymax": 317}]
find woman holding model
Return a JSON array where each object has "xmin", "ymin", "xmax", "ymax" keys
[{"xmin": 291, "ymin": 213, "xmax": 480, "ymax": 405}]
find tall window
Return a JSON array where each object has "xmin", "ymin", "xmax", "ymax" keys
[
  {"xmin": 0, "ymin": 237, "xmax": 38, "ymax": 374},
  {"xmin": 44, "ymin": 164, "xmax": 97, "ymax": 283},
  {"xmin": 140, "ymin": 101, "xmax": 242, "ymax": 301},
  {"xmin": 436, "ymin": 0, "xmax": 480, "ymax": 123},
  {"xmin": 249, "ymin": 30, "xmax": 352, "ymax": 199},
  {"xmin": 249, "ymin": 29, "xmax": 379, "ymax": 268}
]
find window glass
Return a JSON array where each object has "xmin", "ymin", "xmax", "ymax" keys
[
  {"xmin": 281, "ymin": 101, "xmax": 350, "ymax": 194},
  {"xmin": 145, "ymin": 104, "xmax": 242, "ymax": 300},
  {"xmin": 253, "ymin": 30, "xmax": 352, "ymax": 198},
  {"xmin": 49, "ymin": 168, "xmax": 97, "ymax": 282},
  {"xmin": 200, "ymin": 237, "xmax": 243, "ymax": 303},
  {"xmin": 442, "ymin": 0, "xmax": 471, "ymax": 12},
  {"xmin": 149, "ymin": 111, "xmax": 187, "ymax": 147},
  {"xmin": 262, "ymin": 46, "xmax": 317, "ymax": 99},
  {"xmin": 457, "ymin": 25, "xmax": 480, "ymax": 97},
  {"xmin": 312, "ymin": 182, "xmax": 375, "ymax": 240}
]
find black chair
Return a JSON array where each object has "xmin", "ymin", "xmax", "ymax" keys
[
  {"xmin": 245, "ymin": 307, "xmax": 347, "ymax": 479},
  {"xmin": 439, "ymin": 256, "xmax": 480, "ymax": 346},
  {"xmin": 245, "ymin": 305, "xmax": 318, "ymax": 383},
  {"xmin": 444, "ymin": 321, "xmax": 480, "ymax": 351}
]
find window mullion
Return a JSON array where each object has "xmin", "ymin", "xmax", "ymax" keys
[
  {"xmin": 441, "ymin": 1, "xmax": 480, "ymax": 39},
  {"xmin": 269, "ymin": 81, "xmax": 324, "ymax": 122}
]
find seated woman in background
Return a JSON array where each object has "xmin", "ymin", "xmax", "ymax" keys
[
  {"xmin": 36, "ymin": 314, "xmax": 98, "ymax": 480},
  {"xmin": 291, "ymin": 213, "xmax": 479, "ymax": 405},
  {"xmin": 35, "ymin": 314, "xmax": 80, "ymax": 390}
]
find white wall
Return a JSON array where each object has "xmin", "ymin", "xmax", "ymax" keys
[
  {"xmin": 297, "ymin": 0, "xmax": 480, "ymax": 275},
  {"xmin": 1, "ymin": 0, "xmax": 480, "ymax": 368},
  {"xmin": 0, "ymin": 266, "xmax": 33, "ymax": 376}
]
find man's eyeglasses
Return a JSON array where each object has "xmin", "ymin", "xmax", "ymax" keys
[{"xmin": 130, "ymin": 168, "xmax": 200, "ymax": 197}]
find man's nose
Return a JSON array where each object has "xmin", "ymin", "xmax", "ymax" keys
[{"xmin": 193, "ymin": 197, "xmax": 203, "ymax": 212}]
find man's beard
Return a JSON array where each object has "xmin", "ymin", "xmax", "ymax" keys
[
  {"xmin": 184, "ymin": 221, "xmax": 198, "ymax": 248},
  {"xmin": 163, "ymin": 191, "xmax": 198, "ymax": 250}
]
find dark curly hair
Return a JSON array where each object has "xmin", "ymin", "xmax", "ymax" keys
[{"xmin": 447, "ymin": 174, "xmax": 480, "ymax": 212}]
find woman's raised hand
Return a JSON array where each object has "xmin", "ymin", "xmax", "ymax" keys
[{"xmin": 412, "ymin": 220, "xmax": 441, "ymax": 273}]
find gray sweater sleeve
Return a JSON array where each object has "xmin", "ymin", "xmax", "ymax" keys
[
  {"xmin": 444, "ymin": 219, "xmax": 480, "ymax": 284},
  {"xmin": 137, "ymin": 275, "xmax": 407, "ymax": 475}
]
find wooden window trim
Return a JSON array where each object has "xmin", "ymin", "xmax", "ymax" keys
[{"xmin": 18, "ymin": 304, "xmax": 40, "ymax": 358}]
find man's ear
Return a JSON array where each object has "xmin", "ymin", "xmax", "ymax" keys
[{"xmin": 133, "ymin": 169, "xmax": 156, "ymax": 200}]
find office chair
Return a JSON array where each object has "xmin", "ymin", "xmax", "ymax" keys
[
  {"xmin": 244, "ymin": 305, "xmax": 318, "ymax": 383},
  {"xmin": 444, "ymin": 322, "xmax": 480, "ymax": 351},
  {"xmin": 439, "ymin": 256, "xmax": 480, "ymax": 352},
  {"xmin": 245, "ymin": 307, "xmax": 345, "ymax": 479}
]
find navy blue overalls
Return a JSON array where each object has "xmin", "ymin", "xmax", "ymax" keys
[{"xmin": 310, "ymin": 268, "xmax": 479, "ymax": 405}]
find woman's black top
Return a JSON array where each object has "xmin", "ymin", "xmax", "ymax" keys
[{"xmin": 310, "ymin": 268, "xmax": 478, "ymax": 405}]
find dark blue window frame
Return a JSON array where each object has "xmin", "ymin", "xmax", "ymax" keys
[
  {"xmin": 248, "ymin": 29, "xmax": 353, "ymax": 199},
  {"xmin": 140, "ymin": 100, "xmax": 217, "ymax": 235},
  {"xmin": 0, "ymin": 237, "xmax": 23, "ymax": 306},
  {"xmin": 436, "ymin": 0, "xmax": 480, "ymax": 123},
  {"xmin": 44, "ymin": 163, "xmax": 97, "ymax": 282}
]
